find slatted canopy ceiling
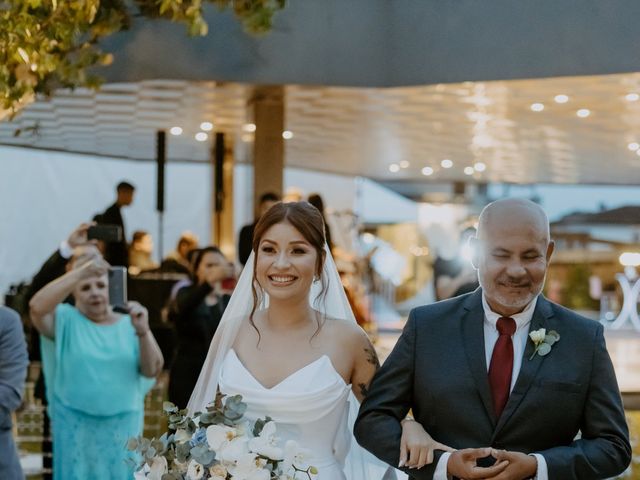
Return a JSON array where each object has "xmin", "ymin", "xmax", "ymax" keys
[{"xmin": 2, "ymin": 73, "xmax": 640, "ymax": 185}]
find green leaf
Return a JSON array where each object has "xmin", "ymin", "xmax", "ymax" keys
[
  {"xmin": 547, "ymin": 330, "xmax": 560, "ymax": 341},
  {"xmin": 190, "ymin": 445, "xmax": 215, "ymax": 466},
  {"xmin": 544, "ymin": 335, "xmax": 558, "ymax": 346},
  {"xmin": 0, "ymin": 0, "xmax": 284, "ymax": 115},
  {"xmin": 176, "ymin": 442, "xmax": 191, "ymax": 463},
  {"xmin": 253, "ymin": 416, "xmax": 273, "ymax": 437},
  {"xmin": 538, "ymin": 343, "xmax": 552, "ymax": 356},
  {"xmin": 126, "ymin": 437, "xmax": 138, "ymax": 451}
]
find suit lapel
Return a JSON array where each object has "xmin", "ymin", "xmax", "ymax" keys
[
  {"xmin": 492, "ymin": 296, "xmax": 555, "ymax": 439},
  {"xmin": 461, "ymin": 289, "xmax": 497, "ymax": 427}
]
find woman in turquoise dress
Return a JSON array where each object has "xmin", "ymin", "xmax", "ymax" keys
[{"xmin": 29, "ymin": 252, "xmax": 164, "ymax": 480}]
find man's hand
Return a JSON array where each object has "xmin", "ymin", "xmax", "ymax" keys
[
  {"xmin": 482, "ymin": 449, "xmax": 537, "ymax": 480},
  {"xmin": 399, "ymin": 419, "xmax": 454, "ymax": 469},
  {"xmin": 447, "ymin": 448, "xmax": 509, "ymax": 479}
]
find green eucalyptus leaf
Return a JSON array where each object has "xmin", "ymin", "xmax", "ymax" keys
[
  {"xmin": 538, "ymin": 343, "xmax": 552, "ymax": 356},
  {"xmin": 161, "ymin": 473, "xmax": 182, "ymax": 480},
  {"xmin": 151, "ymin": 439, "xmax": 165, "ymax": 454},
  {"xmin": 253, "ymin": 416, "xmax": 273, "ymax": 437},
  {"xmin": 126, "ymin": 437, "xmax": 138, "ymax": 451},
  {"xmin": 190, "ymin": 445, "xmax": 215, "ymax": 466},
  {"xmin": 544, "ymin": 335, "xmax": 558, "ymax": 346},
  {"xmin": 163, "ymin": 401, "xmax": 179, "ymax": 414},
  {"xmin": 176, "ymin": 442, "xmax": 191, "ymax": 463},
  {"xmin": 547, "ymin": 330, "xmax": 560, "ymax": 341},
  {"xmin": 145, "ymin": 446, "xmax": 157, "ymax": 458}
]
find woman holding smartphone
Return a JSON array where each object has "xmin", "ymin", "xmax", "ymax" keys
[
  {"xmin": 29, "ymin": 252, "xmax": 164, "ymax": 480},
  {"xmin": 167, "ymin": 246, "xmax": 235, "ymax": 409}
]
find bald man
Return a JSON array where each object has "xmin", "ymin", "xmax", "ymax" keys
[{"xmin": 355, "ymin": 199, "xmax": 630, "ymax": 480}]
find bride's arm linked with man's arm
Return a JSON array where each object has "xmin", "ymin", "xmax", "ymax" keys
[
  {"xmin": 349, "ymin": 323, "xmax": 453, "ymax": 475},
  {"xmin": 354, "ymin": 312, "xmax": 448, "ymax": 480},
  {"xmin": 353, "ymin": 309, "xmax": 509, "ymax": 480}
]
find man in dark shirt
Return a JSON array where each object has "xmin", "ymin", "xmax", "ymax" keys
[
  {"xmin": 95, "ymin": 181, "xmax": 135, "ymax": 267},
  {"xmin": 237, "ymin": 192, "xmax": 280, "ymax": 265}
]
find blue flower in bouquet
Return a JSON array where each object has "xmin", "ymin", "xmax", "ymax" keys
[{"xmin": 189, "ymin": 427, "xmax": 208, "ymax": 447}]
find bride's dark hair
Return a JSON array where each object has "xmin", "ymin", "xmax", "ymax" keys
[{"xmin": 249, "ymin": 201, "xmax": 328, "ymax": 338}]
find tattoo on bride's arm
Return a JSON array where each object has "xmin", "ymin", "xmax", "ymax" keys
[
  {"xmin": 364, "ymin": 346, "xmax": 380, "ymax": 370},
  {"xmin": 358, "ymin": 382, "xmax": 370, "ymax": 398}
]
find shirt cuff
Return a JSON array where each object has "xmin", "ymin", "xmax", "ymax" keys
[
  {"xmin": 59, "ymin": 240, "xmax": 73, "ymax": 259},
  {"xmin": 434, "ymin": 451, "xmax": 451, "ymax": 480},
  {"xmin": 531, "ymin": 453, "xmax": 548, "ymax": 480}
]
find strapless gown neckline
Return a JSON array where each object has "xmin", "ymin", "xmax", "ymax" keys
[
  {"xmin": 227, "ymin": 349, "xmax": 346, "ymax": 391},
  {"xmin": 219, "ymin": 348, "xmax": 353, "ymax": 479}
]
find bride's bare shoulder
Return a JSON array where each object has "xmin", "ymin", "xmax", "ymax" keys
[{"xmin": 320, "ymin": 315, "xmax": 368, "ymax": 345}]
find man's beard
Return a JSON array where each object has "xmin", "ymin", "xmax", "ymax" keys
[{"xmin": 480, "ymin": 275, "xmax": 545, "ymax": 311}]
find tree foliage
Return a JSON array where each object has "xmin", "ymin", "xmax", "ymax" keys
[{"xmin": 0, "ymin": 0, "xmax": 286, "ymax": 116}]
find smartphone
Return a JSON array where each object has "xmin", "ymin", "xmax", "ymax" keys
[
  {"xmin": 88, "ymin": 224, "xmax": 123, "ymax": 242},
  {"xmin": 108, "ymin": 266, "xmax": 128, "ymax": 312}
]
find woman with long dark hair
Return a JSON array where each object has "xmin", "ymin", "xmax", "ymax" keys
[
  {"xmin": 168, "ymin": 246, "xmax": 235, "ymax": 409},
  {"xmin": 188, "ymin": 202, "xmax": 450, "ymax": 479}
]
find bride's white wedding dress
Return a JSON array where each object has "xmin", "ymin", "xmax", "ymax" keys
[
  {"xmin": 219, "ymin": 349, "xmax": 354, "ymax": 480},
  {"xmin": 189, "ymin": 248, "xmax": 397, "ymax": 480}
]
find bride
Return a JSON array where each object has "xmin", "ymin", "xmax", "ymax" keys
[{"xmin": 188, "ymin": 201, "xmax": 449, "ymax": 479}]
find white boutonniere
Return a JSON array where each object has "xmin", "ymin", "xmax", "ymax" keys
[{"xmin": 528, "ymin": 328, "xmax": 560, "ymax": 360}]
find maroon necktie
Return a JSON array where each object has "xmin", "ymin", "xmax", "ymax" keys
[{"xmin": 488, "ymin": 316, "xmax": 516, "ymax": 418}]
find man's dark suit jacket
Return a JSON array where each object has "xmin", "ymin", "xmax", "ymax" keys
[
  {"xmin": 96, "ymin": 202, "xmax": 128, "ymax": 266},
  {"xmin": 354, "ymin": 289, "xmax": 631, "ymax": 480}
]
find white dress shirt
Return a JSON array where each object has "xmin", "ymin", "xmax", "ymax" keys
[{"xmin": 432, "ymin": 294, "xmax": 548, "ymax": 480}]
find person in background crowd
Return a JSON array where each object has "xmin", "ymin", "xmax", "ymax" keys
[
  {"xmin": 161, "ymin": 231, "xmax": 199, "ymax": 275},
  {"xmin": 168, "ymin": 246, "xmax": 235, "ymax": 409},
  {"xmin": 28, "ymin": 223, "xmax": 96, "ymax": 298},
  {"xmin": 94, "ymin": 181, "xmax": 135, "ymax": 267},
  {"xmin": 308, "ymin": 193, "xmax": 334, "ymax": 252},
  {"xmin": 25, "ymin": 223, "xmax": 100, "ymax": 480},
  {"xmin": 29, "ymin": 253, "xmax": 163, "ymax": 480},
  {"xmin": 237, "ymin": 192, "xmax": 280, "ymax": 266},
  {"xmin": 128, "ymin": 230, "xmax": 158, "ymax": 274},
  {"xmin": 0, "ymin": 306, "xmax": 28, "ymax": 480},
  {"xmin": 432, "ymin": 226, "xmax": 479, "ymax": 301}
]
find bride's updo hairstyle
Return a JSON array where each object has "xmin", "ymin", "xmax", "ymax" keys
[{"xmin": 250, "ymin": 201, "xmax": 329, "ymax": 333}]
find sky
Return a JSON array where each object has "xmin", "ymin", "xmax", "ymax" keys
[{"xmin": 488, "ymin": 184, "xmax": 640, "ymax": 221}]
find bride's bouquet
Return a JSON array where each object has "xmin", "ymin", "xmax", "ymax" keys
[{"xmin": 128, "ymin": 394, "xmax": 318, "ymax": 480}]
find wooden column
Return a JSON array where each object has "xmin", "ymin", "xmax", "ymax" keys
[{"xmin": 251, "ymin": 85, "xmax": 284, "ymax": 211}]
